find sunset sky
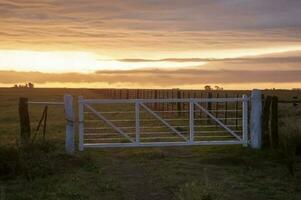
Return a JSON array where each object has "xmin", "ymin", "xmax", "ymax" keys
[{"xmin": 0, "ymin": 0, "xmax": 301, "ymax": 89}]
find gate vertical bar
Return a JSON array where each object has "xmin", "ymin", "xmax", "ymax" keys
[
  {"xmin": 135, "ymin": 101, "xmax": 140, "ymax": 144},
  {"xmin": 189, "ymin": 100, "xmax": 194, "ymax": 143},
  {"xmin": 78, "ymin": 96, "xmax": 84, "ymax": 151},
  {"xmin": 242, "ymin": 94, "xmax": 248, "ymax": 147}
]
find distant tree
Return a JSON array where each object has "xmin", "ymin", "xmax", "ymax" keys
[
  {"xmin": 214, "ymin": 85, "xmax": 223, "ymax": 90},
  {"xmin": 28, "ymin": 82, "xmax": 34, "ymax": 89},
  {"xmin": 204, "ymin": 85, "xmax": 212, "ymax": 90}
]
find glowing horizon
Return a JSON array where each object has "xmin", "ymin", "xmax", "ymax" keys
[
  {"xmin": 1, "ymin": 45, "xmax": 301, "ymax": 73},
  {"xmin": 0, "ymin": 50, "xmax": 209, "ymax": 73}
]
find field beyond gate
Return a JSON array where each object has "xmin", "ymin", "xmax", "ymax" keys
[{"xmin": 0, "ymin": 88, "xmax": 301, "ymax": 200}]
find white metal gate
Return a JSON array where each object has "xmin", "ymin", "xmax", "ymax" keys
[{"xmin": 78, "ymin": 95, "xmax": 249, "ymax": 150}]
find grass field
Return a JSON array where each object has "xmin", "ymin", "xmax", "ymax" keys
[{"xmin": 0, "ymin": 88, "xmax": 301, "ymax": 200}]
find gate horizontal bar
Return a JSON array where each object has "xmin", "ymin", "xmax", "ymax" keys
[
  {"xmin": 84, "ymin": 109, "xmax": 242, "ymax": 114},
  {"xmin": 84, "ymin": 124, "xmax": 242, "ymax": 130},
  {"xmin": 81, "ymin": 98, "xmax": 243, "ymax": 104},
  {"xmin": 84, "ymin": 130, "xmax": 242, "ymax": 135},
  {"xmin": 84, "ymin": 118, "xmax": 242, "ymax": 122},
  {"xmin": 28, "ymin": 101, "xmax": 64, "ymax": 105},
  {"xmin": 83, "ymin": 140, "xmax": 243, "ymax": 148},
  {"xmin": 84, "ymin": 135, "xmax": 235, "ymax": 141}
]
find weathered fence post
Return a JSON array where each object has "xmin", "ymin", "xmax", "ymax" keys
[
  {"xmin": 250, "ymin": 89, "xmax": 262, "ymax": 149},
  {"xmin": 207, "ymin": 92, "xmax": 212, "ymax": 124},
  {"xmin": 224, "ymin": 93, "xmax": 228, "ymax": 124},
  {"xmin": 235, "ymin": 94, "xmax": 239, "ymax": 129},
  {"xmin": 19, "ymin": 97, "xmax": 31, "ymax": 145},
  {"xmin": 270, "ymin": 96, "xmax": 279, "ymax": 148},
  {"xmin": 64, "ymin": 94, "xmax": 74, "ymax": 154},
  {"xmin": 177, "ymin": 89, "xmax": 181, "ymax": 116},
  {"xmin": 262, "ymin": 95, "xmax": 272, "ymax": 147}
]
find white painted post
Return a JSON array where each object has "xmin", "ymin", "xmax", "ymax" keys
[
  {"xmin": 250, "ymin": 89, "xmax": 262, "ymax": 149},
  {"xmin": 189, "ymin": 100, "xmax": 194, "ymax": 143},
  {"xmin": 64, "ymin": 94, "xmax": 74, "ymax": 154},
  {"xmin": 135, "ymin": 101, "xmax": 140, "ymax": 144},
  {"xmin": 78, "ymin": 96, "xmax": 84, "ymax": 151},
  {"xmin": 242, "ymin": 94, "xmax": 248, "ymax": 147}
]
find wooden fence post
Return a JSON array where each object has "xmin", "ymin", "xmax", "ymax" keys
[
  {"xmin": 224, "ymin": 93, "xmax": 228, "ymax": 124},
  {"xmin": 215, "ymin": 93, "xmax": 219, "ymax": 127},
  {"xmin": 126, "ymin": 89, "xmax": 129, "ymax": 99},
  {"xmin": 154, "ymin": 90, "xmax": 158, "ymax": 110},
  {"xmin": 207, "ymin": 92, "xmax": 212, "ymax": 124},
  {"xmin": 250, "ymin": 89, "xmax": 262, "ymax": 149},
  {"xmin": 235, "ymin": 94, "xmax": 239, "ymax": 129},
  {"xmin": 19, "ymin": 97, "xmax": 31, "ymax": 145},
  {"xmin": 177, "ymin": 89, "xmax": 181, "ymax": 116},
  {"xmin": 262, "ymin": 95, "xmax": 272, "ymax": 147},
  {"xmin": 271, "ymin": 96, "xmax": 279, "ymax": 148},
  {"xmin": 64, "ymin": 94, "xmax": 74, "ymax": 154}
]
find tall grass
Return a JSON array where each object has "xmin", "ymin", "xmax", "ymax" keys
[
  {"xmin": 0, "ymin": 141, "xmax": 91, "ymax": 181},
  {"xmin": 279, "ymin": 117, "xmax": 301, "ymax": 176}
]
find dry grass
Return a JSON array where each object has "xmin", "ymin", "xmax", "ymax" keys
[{"xmin": 0, "ymin": 88, "xmax": 301, "ymax": 200}]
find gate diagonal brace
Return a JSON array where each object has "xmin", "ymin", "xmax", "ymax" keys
[
  {"xmin": 84, "ymin": 103, "xmax": 135, "ymax": 143},
  {"xmin": 194, "ymin": 102, "xmax": 242, "ymax": 141},
  {"xmin": 140, "ymin": 103, "xmax": 188, "ymax": 142}
]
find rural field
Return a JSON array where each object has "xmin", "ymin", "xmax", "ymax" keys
[{"xmin": 1, "ymin": 88, "xmax": 301, "ymax": 200}]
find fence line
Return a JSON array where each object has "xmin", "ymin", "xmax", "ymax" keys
[{"xmin": 18, "ymin": 89, "xmax": 266, "ymax": 154}]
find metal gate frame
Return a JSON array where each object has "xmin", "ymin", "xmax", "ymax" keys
[{"xmin": 78, "ymin": 95, "xmax": 249, "ymax": 150}]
